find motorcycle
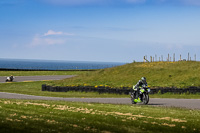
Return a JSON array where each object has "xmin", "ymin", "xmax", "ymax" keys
[
  {"xmin": 5, "ymin": 76, "xmax": 15, "ymax": 82},
  {"xmin": 130, "ymin": 86, "xmax": 150, "ymax": 104}
]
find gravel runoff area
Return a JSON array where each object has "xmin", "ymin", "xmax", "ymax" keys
[
  {"xmin": 0, "ymin": 92, "xmax": 199, "ymax": 110},
  {"xmin": 0, "ymin": 75, "xmax": 76, "ymax": 83}
]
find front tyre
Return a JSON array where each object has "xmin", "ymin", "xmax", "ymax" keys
[
  {"xmin": 131, "ymin": 93, "xmax": 137, "ymax": 104},
  {"xmin": 142, "ymin": 93, "xmax": 149, "ymax": 104}
]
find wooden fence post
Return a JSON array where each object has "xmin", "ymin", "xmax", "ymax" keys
[
  {"xmin": 173, "ymin": 53, "xmax": 175, "ymax": 62},
  {"xmin": 168, "ymin": 54, "xmax": 169, "ymax": 62}
]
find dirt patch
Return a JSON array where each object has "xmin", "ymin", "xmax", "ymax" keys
[{"xmin": 161, "ymin": 123, "xmax": 176, "ymax": 127}]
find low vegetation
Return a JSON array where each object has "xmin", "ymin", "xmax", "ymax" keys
[
  {"xmin": 0, "ymin": 81, "xmax": 128, "ymax": 98},
  {"xmin": 0, "ymin": 70, "xmax": 89, "ymax": 76},
  {"xmin": 0, "ymin": 99, "xmax": 199, "ymax": 133},
  {"xmin": 1, "ymin": 81, "xmax": 200, "ymax": 99},
  {"xmin": 51, "ymin": 61, "xmax": 200, "ymax": 88}
]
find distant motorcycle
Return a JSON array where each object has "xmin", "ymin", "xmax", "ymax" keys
[
  {"xmin": 5, "ymin": 75, "xmax": 15, "ymax": 82},
  {"xmin": 130, "ymin": 86, "xmax": 150, "ymax": 104}
]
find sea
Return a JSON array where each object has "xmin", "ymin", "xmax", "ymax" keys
[{"xmin": 0, "ymin": 59, "xmax": 125, "ymax": 70}]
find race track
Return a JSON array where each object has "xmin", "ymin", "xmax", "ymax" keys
[
  {"xmin": 0, "ymin": 75, "xmax": 199, "ymax": 110},
  {"xmin": 0, "ymin": 92, "xmax": 199, "ymax": 110},
  {"xmin": 0, "ymin": 75, "xmax": 76, "ymax": 83}
]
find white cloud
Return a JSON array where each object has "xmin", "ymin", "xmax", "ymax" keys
[
  {"xmin": 31, "ymin": 30, "xmax": 74, "ymax": 46},
  {"xmin": 44, "ymin": 30, "xmax": 63, "ymax": 36},
  {"xmin": 31, "ymin": 34, "xmax": 66, "ymax": 46},
  {"xmin": 44, "ymin": 30, "xmax": 74, "ymax": 36}
]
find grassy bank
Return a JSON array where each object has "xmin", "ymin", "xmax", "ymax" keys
[
  {"xmin": 51, "ymin": 61, "xmax": 200, "ymax": 88},
  {"xmin": 0, "ymin": 70, "xmax": 90, "ymax": 76},
  {"xmin": 0, "ymin": 99, "xmax": 199, "ymax": 133}
]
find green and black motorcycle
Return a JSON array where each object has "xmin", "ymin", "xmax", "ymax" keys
[{"xmin": 130, "ymin": 86, "xmax": 150, "ymax": 104}]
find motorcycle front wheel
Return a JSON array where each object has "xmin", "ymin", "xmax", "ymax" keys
[
  {"xmin": 142, "ymin": 93, "xmax": 149, "ymax": 104},
  {"xmin": 131, "ymin": 93, "xmax": 137, "ymax": 104}
]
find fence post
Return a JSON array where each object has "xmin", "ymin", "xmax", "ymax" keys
[
  {"xmin": 155, "ymin": 54, "xmax": 157, "ymax": 62},
  {"xmin": 168, "ymin": 54, "xmax": 169, "ymax": 62},
  {"xmin": 173, "ymin": 53, "xmax": 175, "ymax": 62}
]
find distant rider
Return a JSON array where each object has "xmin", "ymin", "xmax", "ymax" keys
[
  {"xmin": 10, "ymin": 75, "xmax": 14, "ymax": 81},
  {"xmin": 133, "ymin": 77, "xmax": 148, "ymax": 100}
]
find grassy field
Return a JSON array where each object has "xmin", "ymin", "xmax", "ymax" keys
[
  {"xmin": 1, "ymin": 62, "xmax": 200, "ymax": 99},
  {"xmin": 0, "ymin": 63, "xmax": 200, "ymax": 132},
  {"xmin": 51, "ymin": 61, "xmax": 200, "ymax": 88},
  {"xmin": 0, "ymin": 81, "xmax": 128, "ymax": 98},
  {"xmin": 0, "ymin": 70, "xmax": 90, "ymax": 76},
  {"xmin": 0, "ymin": 99, "xmax": 199, "ymax": 133},
  {"xmin": 1, "ymin": 81, "xmax": 200, "ymax": 99}
]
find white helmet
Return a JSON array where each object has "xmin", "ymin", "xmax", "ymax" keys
[{"xmin": 141, "ymin": 77, "xmax": 146, "ymax": 83}]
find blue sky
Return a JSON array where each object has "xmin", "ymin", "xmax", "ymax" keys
[{"xmin": 0, "ymin": 0, "xmax": 200, "ymax": 62}]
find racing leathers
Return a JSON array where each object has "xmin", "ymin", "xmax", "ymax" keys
[{"xmin": 133, "ymin": 79, "xmax": 148, "ymax": 99}]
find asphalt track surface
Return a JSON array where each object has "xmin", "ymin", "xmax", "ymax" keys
[
  {"xmin": 0, "ymin": 75, "xmax": 199, "ymax": 110},
  {"xmin": 0, "ymin": 75, "xmax": 76, "ymax": 83},
  {"xmin": 0, "ymin": 92, "xmax": 199, "ymax": 110}
]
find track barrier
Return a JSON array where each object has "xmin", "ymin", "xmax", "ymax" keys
[{"xmin": 42, "ymin": 84, "xmax": 200, "ymax": 95}]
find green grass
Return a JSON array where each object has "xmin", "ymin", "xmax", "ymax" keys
[
  {"xmin": 0, "ymin": 81, "xmax": 200, "ymax": 99},
  {"xmin": 0, "ymin": 81, "xmax": 128, "ymax": 98},
  {"xmin": 51, "ymin": 61, "xmax": 200, "ymax": 88},
  {"xmin": 0, "ymin": 99, "xmax": 199, "ymax": 133},
  {"xmin": 0, "ymin": 70, "xmax": 90, "ymax": 76}
]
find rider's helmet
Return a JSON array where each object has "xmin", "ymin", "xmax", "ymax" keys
[{"xmin": 141, "ymin": 77, "xmax": 146, "ymax": 83}]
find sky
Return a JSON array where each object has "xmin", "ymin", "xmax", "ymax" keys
[{"xmin": 0, "ymin": 0, "xmax": 200, "ymax": 63}]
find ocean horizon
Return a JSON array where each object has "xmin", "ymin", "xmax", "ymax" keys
[{"xmin": 0, "ymin": 58, "xmax": 126, "ymax": 70}]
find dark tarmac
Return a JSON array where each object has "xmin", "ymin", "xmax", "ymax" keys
[{"xmin": 0, "ymin": 92, "xmax": 199, "ymax": 110}]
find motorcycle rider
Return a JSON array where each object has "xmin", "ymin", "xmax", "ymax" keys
[
  {"xmin": 6, "ymin": 75, "xmax": 15, "ymax": 82},
  {"xmin": 133, "ymin": 77, "xmax": 148, "ymax": 100},
  {"xmin": 10, "ymin": 75, "xmax": 14, "ymax": 81}
]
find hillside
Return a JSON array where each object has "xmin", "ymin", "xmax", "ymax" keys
[{"xmin": 51, "ymin": 61, "xmax": 200, "ymax": 88}]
